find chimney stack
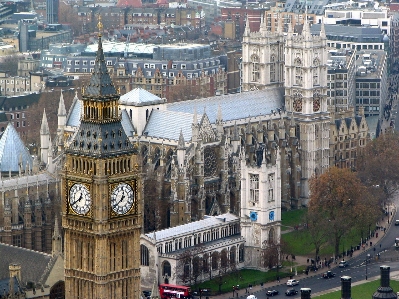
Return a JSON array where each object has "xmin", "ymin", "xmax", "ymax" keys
[
  {"xmin": 9, "ymin": 263, "xmax": 21, "ymax": 281},
  {"xmin": 301, "ymin": 288, "xmax": 311, "ymax": 299},
  {"xmin": 372, "ymin": 265, "xmax": 396, "ymax": 299},
  {"xmin": 341, "ymin": 276, "xmax": 351, "ymax": 299}
]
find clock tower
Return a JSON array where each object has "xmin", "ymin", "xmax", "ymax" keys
[
  {"xmin": 284, "ymin": 21, "xmax": 330, "ymax": 201},
  {"xmin": 62, "ymin": 16, "xmax": 141, "ymax": 299}
]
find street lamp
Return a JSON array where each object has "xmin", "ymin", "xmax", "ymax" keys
[{"xmin": 366, "ymin": 254, "xmax": 370, "ymax": 280}]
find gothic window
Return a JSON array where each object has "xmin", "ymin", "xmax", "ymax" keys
[
  {"xmin": 251, "ymin": 55, "xmax": 260, "ymax": 82},
  {"xmin": 122, "ymin": 240, "xmax": 128, "ymax": 269},
  {"xmin": 221, "ymin": 249, "xmax": 228, "ymax": 268},
  {"xmin": 162, "ymin": 261, "xmax": 171, "ymax": 277},
  {"xmin": 294, "ymin": 58, "xmax": 302, "ymax": 86},
  {"xmin": 313, "ymin": 59, "xmax": 320, "ymax": 86},
  {"xmin": 249, "ymin": 174, "xmax": 259, "ymax": 203},
  {"xmin": 211, "ymin": 252, "xmax": 219, "ymax": 270},
  {"xmin": 203, "ymin": 254, "xmax": 209, "ymax": 272},
  {"xmin": 140, "ymin": 244, "xmax": 149, "ymax": 266},
  {"xmin": 230, "ymin": 246, "xmax": 236, "ymax": 265},
  {"xmin": 270, "ymin": 55, "xmax": 276, "ymax": 82},
  {"xmin": 239, "ymin": 244, "xmax": 244, "ymax": 262},
  {"xmin": 268, "ymin": 228, "xmax": 275, "ymax": 244}
]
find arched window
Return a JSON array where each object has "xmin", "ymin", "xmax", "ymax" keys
[
  {"xmin": 162, "ymin": 261, "xmax": 171, "ymax": 277},
  {"xmin": 230, "ymin": 246, "xmax": 236, "ymax": 265},
  {"xmin": 221, "ymin": 249, "xmax": 228, "ymax": 268},
  {"xmin": 239, "ymin": 244, "xmax": 244, "ymax": 262},
  {"xmin": 294, "ymin": 58, "xmax": 302, "ymax": 86},
  {"xmin": 251, "ymin": 55, "xmax": 260, "ymax": 82},
  {"xmin": 268, "ymin": 228, "xmax": 275, "ymax": 244},
  {"xmin": 203, "ymin": 253, "xmax": 209, "ymax": 272},
  {"xmin": 140, "ymin": 244, "xmax": 149, "ymax": 266},
  {"xmin": 270, "ymin": 55, "xmax": 276, "ymax": 82},
  {"xmin": 211, "ymin": 252, "xmax": 219, "ymax": 270}
]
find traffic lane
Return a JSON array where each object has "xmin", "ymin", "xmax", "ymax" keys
[{"xmin": 252, "ymin": 262, "xmax": 399, "ymax": 299}]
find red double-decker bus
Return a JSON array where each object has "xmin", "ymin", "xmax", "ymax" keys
[{"xmin": 159, "ymin": 284, "xmax": 192, "ymax": 299}]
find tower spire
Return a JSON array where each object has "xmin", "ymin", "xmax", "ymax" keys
[
  {"xmin": 244, "ymin": 17, "xmax": 250, "ymax": 36},
  {"xmin": 40, "ymin": 109, "xmax": 49, "ymax": 135}
]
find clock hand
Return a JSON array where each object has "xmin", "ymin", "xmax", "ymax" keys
[
  {"xmin": 71, "ymin": 192, "xmax": 83, "ymax": 206},
  {"xmin": 113, "ymin": 192, "xmax": 125, "ymax": 208}
]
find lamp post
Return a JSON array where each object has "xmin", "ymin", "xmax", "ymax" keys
[{"xmin": 366, "ymin": 253, "xmax": 370, "ymax": 280}]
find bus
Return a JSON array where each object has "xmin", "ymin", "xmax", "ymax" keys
[
  {"xmin": 159, "ymin": 284, "xmax": 192, "ymax": 299},
  {"xmin": 395, "ymin": 238, "xmax": 399, "ymax": 249}
]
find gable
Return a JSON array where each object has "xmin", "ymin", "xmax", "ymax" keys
[{"xmin": 198, "ymin": 114, "xmax": 216, "ymax": 143}]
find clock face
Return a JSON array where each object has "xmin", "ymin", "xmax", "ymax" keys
[
  {"xmin": 69, "ymin": 183, "xmax": 91, "ymax": 215},
  {"xmin": 313, "ymin": 96, "xmax": 321, "ymax": 112},
  {"xmin": 293, "ymin": 98, "xmax": 302, "ymax": 112},
  {"xmin": 111, "ymin": 183, "xmax": 135, "ymax": 215}
]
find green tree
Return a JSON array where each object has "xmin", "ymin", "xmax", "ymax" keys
[{"xmin": 309, "ymin": 167, "xmax": 371, "ymax": 257}]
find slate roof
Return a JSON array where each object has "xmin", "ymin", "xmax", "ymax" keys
[
  {"xmin": 0, "ymin": 123, "xmax": 33, "ymax": 172},
  {"xmin": 66, "ymin": 121, "xmax": 135, "ymax": 158},
  {"xmin": 84, "ymin": 35, "xmax": 117, "ymax": 97},
  {"xmin": 65, "ymin": 95, "xmax": 82, "ymax": 127},
  {"xmin": 0, "ymin": 243, "xmax": 51, "ymax": 285},
  {"xmin": 142, "ymin": 88, "xmax": 284, "ymax": 141},
  {"xmin": 143, "ymin": 110, "xmax": 201, "ymax": 141},
  {"xmin": 119, "ymin": 88, "xmax": 165, "ymax": 106},
  {"xmin": 0, "ymin": 277, "xmax": 22, "ymax": 295},
  {"xmin": 120, "ymin": 109, "xmax": 135, "ymax": 137},
  {"xmin": 167, "ymin": 88, "xmax": 284, "ymax": 124},
  {"xmin": 145, "ymin": 213, "xmax": 238, "ymax": 242}
]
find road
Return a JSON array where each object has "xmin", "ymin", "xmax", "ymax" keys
[{"xmin": 249, "ymin": 207, "xmax": 399, "ymax": 298}]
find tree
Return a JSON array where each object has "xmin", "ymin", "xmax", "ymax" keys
[
  {"xmin": 309, "ymin": 167, "xmax": 373, "ymax": 257},
  {"xmin": 304, "ymin": 209, "xmax": 330, "ymax": 264},
  {"xmin": 26, "ymin": 89, "xmax": 76, "ymax": 151},
  {"xmin": 0, "ymin": 54, "xmax": 24, "ymax": 76},
  {"xmin": 176, "ymin": 244, "xmax": 205, "ymax": 285},
  {"xmin": 357, "ymin": 132, "xmax": 399, "ymax": 206}
]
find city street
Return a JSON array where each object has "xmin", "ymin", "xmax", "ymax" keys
[{"xmin": 212, "ymin": 201, "xmax": 399, "ymax": 299}]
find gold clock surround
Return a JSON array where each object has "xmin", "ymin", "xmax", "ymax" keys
[
  {"xmin": 109, "ymin": 180, "xmax": 137, "ymax": 217},
  {"xmin": 67, "ymin": 181, "xmax": 92, "ymax": 217}
]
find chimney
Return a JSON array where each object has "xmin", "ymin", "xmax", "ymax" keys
[
  {"xmin": 372, "ymin": 265, "xmax": 396, "ymax": 299},
  {"xmin": 9, "ymin": 263, "xmax": 21, "ymax": 282},
  {"xmin": 341, "ymin": 276, "xmax": 351, "ymax": 299},
  {"xmin": 301, "ymin": 288, "xmax": 311, "ymax": 299}
]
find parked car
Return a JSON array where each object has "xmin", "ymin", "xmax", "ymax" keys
[
  {"xmin": 322, "ymin": 271, "xmax": 336, "ymax": 279},
  {"xmin": 395, "ymin": 220, "xmax": 399, "ymax": 226},
  {"xmin": 339, "ymin": 261, "xmax": 349, "ymax": 268},
  {"xmin": 286, "ymin": 279, "xmax": 299, "ymax": 286},
  {"xmin": 266, "ymin": 290, "xmax": 279, "ymax": 296},
  {"xmin": 285, "ymin": 289, "xmax": 298, "ymax": 296}
]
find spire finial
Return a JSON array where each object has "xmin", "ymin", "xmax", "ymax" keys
[{"xmin": 97, "ymin": 14, "xmax": 103, "ymax": 37}]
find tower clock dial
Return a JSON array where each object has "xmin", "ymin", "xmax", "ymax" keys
[
  {"xmin": 313, "ymin": 96, "xmax": 321, "ymax": 112},
  {"xmin": 69, "ymin": 183, "xmax": 91, "ymax": 215},
  {"xmin": 111, "ymin": 183, "xmax": 135, "ymax": 215}
]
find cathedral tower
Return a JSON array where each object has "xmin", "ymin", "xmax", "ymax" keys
[
  {"xmin": 242, "ymin": 14, "xmax": 285, "ymax": 91},
  {"xmin": 62, "ymin": 16, "xmax": 142, "ymax": 299},
  {"xmin": 284, "ymin": 21, "xmax": 329, "ymax": 201}
]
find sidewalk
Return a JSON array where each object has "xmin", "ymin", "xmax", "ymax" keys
[{"xmin": 211, "ymin": 205, "xmax": 396, "ymax": 299}]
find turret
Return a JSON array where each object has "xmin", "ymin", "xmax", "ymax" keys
[
  {"xmin": 216, "ymin": 105, "xmax": 223, "ymax": 140},
  {"xmin": 192, "ymin": 108, "xmax": 199, "ymax": 143},
  {"xmin": 40, "ymin": 109, "xmax": 50, "ymax": 165},
  {"xmin": 177, "ymin": 130, "xmax": 186, "ymax": 169},
  {"xmin": 57, "ymin": 90, "xmax": 66, "ymax": 130},
  {"xmin": 52, "ymin": 215, "xmax": 62, "ymax": 256}
]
